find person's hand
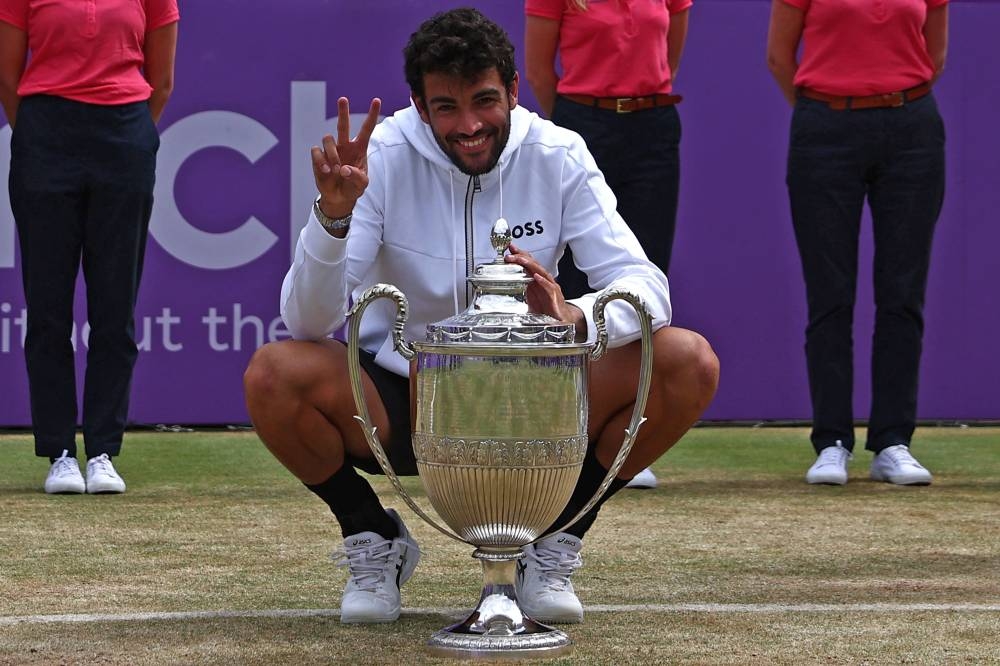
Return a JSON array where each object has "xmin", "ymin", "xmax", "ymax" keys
[
  {"xmin": 311, "ymin": 97, "xmax": 381, "ymax": 218},
  {"xmin": 505, "ymin": 244, "xmax": 584, "ymax": 329}
]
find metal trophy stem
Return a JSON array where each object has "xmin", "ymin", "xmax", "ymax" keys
[
  {"xmin": 425, "ymin": 551, "xmax": 570, "ymax": 658},
  {"xmin": 346, "ymin": 220, "xmax": 654, "ymax": 659}
]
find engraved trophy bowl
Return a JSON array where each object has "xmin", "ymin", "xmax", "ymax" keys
[{"xmin": 347, "ymin": 220, "xmax": 654, "ymax": 659}]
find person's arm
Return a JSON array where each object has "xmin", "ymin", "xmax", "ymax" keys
[
  {"xmin": 667, "ymin": 9, "xmax": 690, "ymax": 82},
  {"xmin": 311, "ymin": 97, "xmax": 381, "ymax": 237},
  {"xmin": 280, "ymin": 97, "xmax": 384, "ymax": 340},
  {"xmin": 924, "ymin": 4, "xmax": 948, "ymax": 84},
  {"xmin": 0, "ymin": 21, "xmax": 27, "ymax": 127},
  {"xmin": 143, "ymin": 21, "xmax": 177, "ymax": 123},
  {"xmin": 524, "ymin": 15, "xmax": 561, "ymax": 117},
  {"xmin": 766, "ymin": 0, "xmax": 805, "ymax": 106},
  {"xmin": 548, "ymin": 134, "xmax": 672, "ymax": 345}
]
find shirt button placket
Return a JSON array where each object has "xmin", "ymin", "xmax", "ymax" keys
[{"xmin": 85, "ymin": 0, "xmax": 98, "ymax": 38}]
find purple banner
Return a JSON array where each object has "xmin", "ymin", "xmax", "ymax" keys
[{"xmin": 1, "ymin": 0, "xmax": 998, "ymax": 425}]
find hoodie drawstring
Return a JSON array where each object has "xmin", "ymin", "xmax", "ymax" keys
[
  {"xmin": 498, "ymin": 158, "xmax": 503, "ymax": 223},
  {"xmin": 450, "ymin": 176, "xmax": 459, "ymax": 316}
]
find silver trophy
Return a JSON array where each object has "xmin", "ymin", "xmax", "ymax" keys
[{"xmin": 347, "ymin": 220, "xmax": 654, "ymax": 658}]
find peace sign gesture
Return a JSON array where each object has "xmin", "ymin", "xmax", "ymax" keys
[{"xmin": 311, "ymin": 97, "xmax": 382, "ymax": 220}]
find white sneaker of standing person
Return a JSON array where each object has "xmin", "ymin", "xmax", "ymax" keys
[
  {"xmin": 85, "ymin": 453, "xmax": 126, "ymax": 494},
  {"xmin": 870, "ymin": 444, "xmax": 933, "ymax": 485},
  {"xmin": 336, "ymin": 508, "xmax": 421, "ymax": 623},
  {"xmin": 805, "ymin": 440, "xmax": 851, "ymax": 485},
  {"xmin": 624, "ymin": 466, "xmax": 658, "ymax": 489},
  {"xmin": 44, "ymin": 450, "xmax": 86, "ymax": 494},
  {"xmin": 516, "ymin": 532, "xmax": 584, "ymax": 624}
]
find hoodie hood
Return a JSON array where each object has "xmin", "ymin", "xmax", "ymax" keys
[{"xmin": 391, "ymin": 100, "xmax": 535, "ymax": 178}]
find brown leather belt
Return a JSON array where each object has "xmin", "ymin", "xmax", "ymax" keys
[
  {"xmin": 561, "ymin": 93, "xmax": 683, "ymax": 113},
  {"xmin": 798, "ymin": 82, "xmax": 932, "ymax": 110}
]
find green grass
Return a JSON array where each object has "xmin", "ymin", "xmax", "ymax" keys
[{"xmin": 1, "ymin": 427, "xmax": 998, "ymax": 664}]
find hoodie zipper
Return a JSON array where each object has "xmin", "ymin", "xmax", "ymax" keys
[{"xmin": 464, "ymin": 174, "xmax": 481, "ymax": 307}]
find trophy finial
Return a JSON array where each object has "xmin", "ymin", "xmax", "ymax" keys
[{"xmin": 490, "ymin": 218, "xmax": 512, "ymax": 262}]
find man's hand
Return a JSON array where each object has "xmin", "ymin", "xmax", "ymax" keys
[
  {"xmin": 311, "ymin": 97, "xmax": 381, "ymax": 218},
  {"xmin": 505, "ymin": 244, "xmax": 586, "ymax": 338}
]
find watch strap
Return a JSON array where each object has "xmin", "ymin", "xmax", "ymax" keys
[{"xmin": 314, "ymin": 196, "xmax": 352, "ymax": 231}]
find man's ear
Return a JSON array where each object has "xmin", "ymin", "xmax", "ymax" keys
[
  {"xmin": 507, "ymin": 72, "xmax": 519, "ymax": 109},
  {"xmin": 412, "ymin": 94, "xmax": 430, "ymax": 123}
]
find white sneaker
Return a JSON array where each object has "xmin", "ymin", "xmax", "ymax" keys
[
  {"xmin": 337, "ymin": 508, "xmax": 420, "ymax": 623},
  {"xmin": 85, "ymin": 453, "xmax": 126, "ymax": 494},
  {"xmin": 806, "ymin": 441, "xmax": 851, "ymax": 485},
  {"xmin": 516, "ymin": 532, "xmax": 584, "ymax": 624},
  {"xmin": 625, "ymin": 467, "xmax": 658, "ymax": 489},
  {"xmin": 870, "ymin": 444, "xmax": 933, "ymax": 485},
  {"xmin": 44, "ymin": 450, "xmax": 85, "ymax": 494}
]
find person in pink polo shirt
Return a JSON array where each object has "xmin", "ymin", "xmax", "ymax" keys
[
  {"xmin": 767, "ymin": 0, "xmax": 947, "ymax": 486},
  {"xmin": 0, "ymin": 0, "xmax": 179, "ymax": 495},
  {"xmin": 525, "ymin": 0, "xmax": 693, "ymax": 492}
]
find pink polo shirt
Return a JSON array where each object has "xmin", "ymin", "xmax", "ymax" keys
[
  {"xmin": 0, "ymin": 0, "xmax": 179, "ymax": 105},
  {"xmin": 783, "ymin": 0, "xmax": 948, "ymax": 96},
  {"xmin": 525, "ymin": 0, "xmax": 693, "ymax": 98}
]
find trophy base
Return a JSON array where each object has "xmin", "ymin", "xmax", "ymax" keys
[
  {"xmin": 426, "ymin": 601, "xmax": 571, "ymax": 660},
  {"xmin": 424, "ymin": 552, "xmax": 572, "ymax": 659},
  {"xmin": 426, "ymin": 629, "xmax": 571, "ymax": 660}
]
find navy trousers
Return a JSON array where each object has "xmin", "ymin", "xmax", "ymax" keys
[
  {"xmin": 786, "ymin": 94, "xmax": 945, "ymax": 454},
  {"xmin": 551, "ymin": 95, "xmax": 681, "ymax": 299},
  {"xmin": 9, "ymin": 95, "xmax": 159, "ymax": 459}
]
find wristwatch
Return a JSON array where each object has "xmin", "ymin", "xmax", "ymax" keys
[{"xmin": 313, "ymin": 195, "xmax": 352, "ymax": 232}]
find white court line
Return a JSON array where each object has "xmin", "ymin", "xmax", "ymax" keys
[{"xmin": 2, "ymin": 603, "xmax": 999, "ymax": 627}]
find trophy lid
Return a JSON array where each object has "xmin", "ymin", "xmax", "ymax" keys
[{"xmin": 425, "ymin": 219, "xmax": 576, "ymax": 345}]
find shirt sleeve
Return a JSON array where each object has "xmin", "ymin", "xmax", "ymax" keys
[
  {"xmin": 279, "ymin": 143, "xmax": 386, "ymax": 341},
  {"xmin": 558, "ymin": 133, "xmax": 672, "ymax": 345},
  {"xmin": 144, "ymin": 0, "xmax": 180, "ymax": 32},
  {"xmin": 525, "ymin": 0, "xmax": 564, "ymax": 20},
  {"xmin": 0, "ymin": 0, "xmax": 29, "ymax": 30},
  {"xmin": 669, "ymin": 0, "xmax": 694, "ymax": 15},
  {"xmin": 782, "ymin": 0, "xmax": 810, "ymax": 10}
]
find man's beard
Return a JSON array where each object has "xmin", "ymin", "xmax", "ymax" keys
[{"xmin": 434, "ymin": 113, "xmax": 511, "ymax": 176}]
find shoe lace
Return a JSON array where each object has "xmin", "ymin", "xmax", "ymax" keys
[
  {"xmin": 817, "ymin": 444, "xmax": 851, "ymax": 467},
  {"xmin": 333, "ymin": 539, "xmax": 401, "ymax": 592},
  {"xmin": 528, "ymin": 545, "xmax": 582, "ymax": 592},
  {"xmin": 882, "ymin": 445, "xmax": 922, "ymax": 468},
  {"xmin": 88, "ymin": 454, "xmax": 116, "ymax": 476},
  {"xmin": 51, "ymin": 451, "xmax": 77, "ymax": 477}
]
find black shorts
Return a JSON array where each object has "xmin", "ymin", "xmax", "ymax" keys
[{"xmin": 348, "ymin": 347, "xmax": 418, "ymax": 476}]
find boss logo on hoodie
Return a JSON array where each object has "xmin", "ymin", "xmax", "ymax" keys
[{"xmin": 510, "ymin": 220, "xmax": 544, "ymax": 239}]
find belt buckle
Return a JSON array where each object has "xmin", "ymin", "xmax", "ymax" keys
[
  {"xmin": 887, "ymin": 92, "xmax": 904, "ymax": 107},
  {"xmin": 615, "ymin": 97, "xmax": 634, "ymax": 114}
]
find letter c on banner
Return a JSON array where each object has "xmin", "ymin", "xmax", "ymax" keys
[{"xmin": 151, "ymin": 111, "xmax": 279, "ymax": 270}]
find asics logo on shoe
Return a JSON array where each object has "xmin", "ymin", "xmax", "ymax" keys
[
  {"xmin": 351, "ymin": 538, "xmax": 373, "ymax": 547},
  {"xmin": 557, "ymin": 537, "xmax": 579, "ymax": 547}
]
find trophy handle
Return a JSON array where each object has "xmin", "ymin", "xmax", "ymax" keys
[
  {"xmin": 346, "ymin": 284, "xmax": 468, "ymax": 545},
  {"xmin": 542, "ymin": 287, "xmax": 654, "ymax": 539}
]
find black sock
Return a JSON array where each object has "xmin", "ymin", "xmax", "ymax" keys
[
  {"xmin": 305, "ymin": 465, "xmax": 398, "ymax": 540},
  {"xmin": 548, "ymin": 450, "xmax": 630, "ymax": 539}
]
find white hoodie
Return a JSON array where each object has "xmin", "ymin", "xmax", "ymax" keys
[{"xmin": 281, "ymin": 104, "xmax": 672, "ymax": 377}]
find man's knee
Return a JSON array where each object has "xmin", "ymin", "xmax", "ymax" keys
[
  {"xmin": 244, "ymin": 342, "xmax": 283, "ymax": 402},
  {"xmin": 655, "ymin": 328, "xmax": 720, "ymax": 409},
  {"xmin": 244, "ymin": 340, "xmax": 318, "ymax": 406}
]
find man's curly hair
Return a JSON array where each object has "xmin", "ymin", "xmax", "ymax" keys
[{"xmin": 404, "ymin": 8, "xmax": 516, "ymax": 101}]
